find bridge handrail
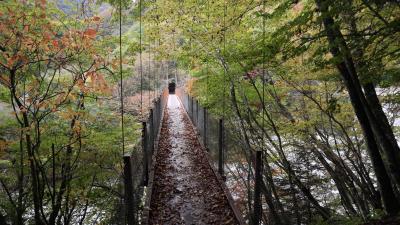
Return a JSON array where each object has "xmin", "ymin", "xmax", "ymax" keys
[{"xmin": 122, "ymin": 88, "xmax": 169, "ymax": 225}]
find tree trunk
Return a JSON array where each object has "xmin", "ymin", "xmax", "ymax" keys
[
  {"xmin": 315, "ymin": 0, "xmax": 400, "ymax": 215},
  {"xmin": 10, "ymin": 70, "xmax": 45, "ymax": 225}
]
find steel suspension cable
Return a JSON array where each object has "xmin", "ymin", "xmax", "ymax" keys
[
  {"xmin": 158, "ymin": 31, "xmax": 162, "ymax": 95},
  {"xmin": 254, "ymin": 1, "xmax": 267, "ymax": 224},
  {"xmin": 148, "ymin": 40, "xmax": 151, "ymax": 106},
  {"xmin": 206, "ymin": 0, "xmax": 210, "ymax": 103},
  {"xmin": 262, "ymin": 0, "xmax": 266, "ymax": 148},
  {"xmin": 139, "ymin": 0, "xmax": 143, "ymax": 116},
  {"xmin": 155, "ymin": 40, "xmax": 158, "ymax": 97},
  {"xmin": 222, "ymin": 0, "xmax": 227, "ymax": 118},
  {"xmin": 119, "ymin": 0, "xmax": 125, "ymax": 155},
  {"xmin": 173, "ymin": 31, "xmax": 177, "ymax": 85}
]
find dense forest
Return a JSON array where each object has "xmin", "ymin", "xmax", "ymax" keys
[{"xmin": 1, "ymin": 0, "xmax": 400, "ymax": 224}]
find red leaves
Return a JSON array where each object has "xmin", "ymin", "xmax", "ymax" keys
[{"xmin": 52, "ymin": 40, "xmax": 59, "ymax": 48}]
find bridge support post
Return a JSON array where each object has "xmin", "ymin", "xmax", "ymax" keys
[
  {"xmin": 218, "ymin": 119, "xmax": 224, "ymax": 176},
  {"xmin": 253, "ymin": 150, "xmax": 263, "ymax": 225},
  {"xmin": 195, "ymin": 100, "xmax": 199, "ymax": 127},
  {"xmin": 190, "ymin": 96, "xmax": 194, "ymax": 119},
  {"xmin": 156, "ymin": 98, "xmax": 160, "ymax": 134},
  {"xmin": 123, "ymin": 155, "xmax": 135, "ymax": 225},
  {"xmin": 203, "ymin": 108, "xmax": 207, "ymax": 148},
  {"xmin": 149, "ymin": 109, "xmax": 154, "ymax": 156},
  {"xmin": 142, "ymin": 121, "xmax": 148, "ymax": 186}
]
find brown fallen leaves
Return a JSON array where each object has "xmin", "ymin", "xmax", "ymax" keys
[{"xmin": 149, "ymin": 99, "xmax": 238, "ymax": 225}]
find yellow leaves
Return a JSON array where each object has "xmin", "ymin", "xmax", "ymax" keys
[
  {"xmin": 111, "ymin": 59, "xmax": 119, "ymax": 70},
  {"xmin": 59, "ymin": 110, "xmax": 71, "ymax": 120},
  {"xmin": 73, "ymin": 120, "xmax": 82, "ymax": 135},
  {"xmin": 186, "ymin": 78, "xmax": 197, "ymax": 94},
  {"xmin": 59, "ymin": 108, "xmax": 79, "ymax": 120},
  {"xmin": 20, "ymin": 126, "xmax": 31, "ymax": 134}
]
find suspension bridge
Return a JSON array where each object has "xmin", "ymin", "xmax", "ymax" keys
[
  {"xmin": 117, "ymin": 0, "xmax": 264, "ymax": 223},
  {"xmin": 121, "ymin": 88, "xmax": 247, "ymax": 225}
]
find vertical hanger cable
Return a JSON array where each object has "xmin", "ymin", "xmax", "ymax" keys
[
  {"xmin": 139, "ymin": 0, "xmax": 143, "ymax": 117},
  {"xmin": 119, "ymin": 0, "xmax": 125, "ymax": 155},
  {"xmin": 148, "ymin": 39, "xmax": 151, "ymax": 105},
  {"xmin": 262, "ymin": 0, "xmax": 266, "ymax": 147},
  {"xmin": 222, "ymin": 0, "xmax": 227, "ymax": 118}
]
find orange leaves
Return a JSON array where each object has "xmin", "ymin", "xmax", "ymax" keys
[
  {"xmin": 45, "ymin": 32, "xmax": 52, "ymax": 40},
  {"xmin": 7, "ymin": 55, "xmax": 18, "ymax": 68},
  {"xmin": 0, "ymin": 139, "xmax": 9, "ymax": 153},
  {"xmin": 23, "ymin": 25, "xmax": 29, "ymax": 32},
  {"xmin": 84, "ymin": 28, "xmax": 97, "ymax": 38},
  {"xmin": 86, "ymin": 72, "xmax": 111, "ymax": 94},
  {"xmin": 76, "ymin": 78, "xmax": 88, "ymax": 93},
  {"xmin": 93, "ymin": 16, "xmax": 101, "ymax": 22},
  {"xmin": 4, "ymin": 54, "xmax": 28, "ymax": 69},
  {"xmin": 0, "ymin": 74, "xmax": 10, "ymax": 87},
  {"xmin": 54, "ymin": 92, "xmax": 66, "ymax": 106},
  {"xmin": 35, "ymin": 0, "xmax": 47, "ymax": 9},
  {"xmin": 58, "ymin": 108, "xmax": 81, "ymax": 122}
]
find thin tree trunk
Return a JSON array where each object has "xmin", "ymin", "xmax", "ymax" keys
[
  {"xmin": 315, "ymin": 0, "xmax": 400, "ymax": 215},
  {"xmin": 10, "ymin": 70, "xmax": 44, "ymax": 225}
]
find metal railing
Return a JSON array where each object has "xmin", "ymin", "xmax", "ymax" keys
[{"xmin": 122, "ymin": 89, "xmax": 169, "ymax": 225}]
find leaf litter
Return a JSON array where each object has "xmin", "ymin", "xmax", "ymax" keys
[{"xmin": 149, "ymin": 95, "xmax": 238, "ymax": 225}]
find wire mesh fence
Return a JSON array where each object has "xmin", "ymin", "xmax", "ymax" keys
[
  {"xmin": 122, "ymin": 89, "xmax": 169, "ymax": 225},
  {"xmin": 177, "ymin": 92, "xmax": 218, "ymax": 170}
]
